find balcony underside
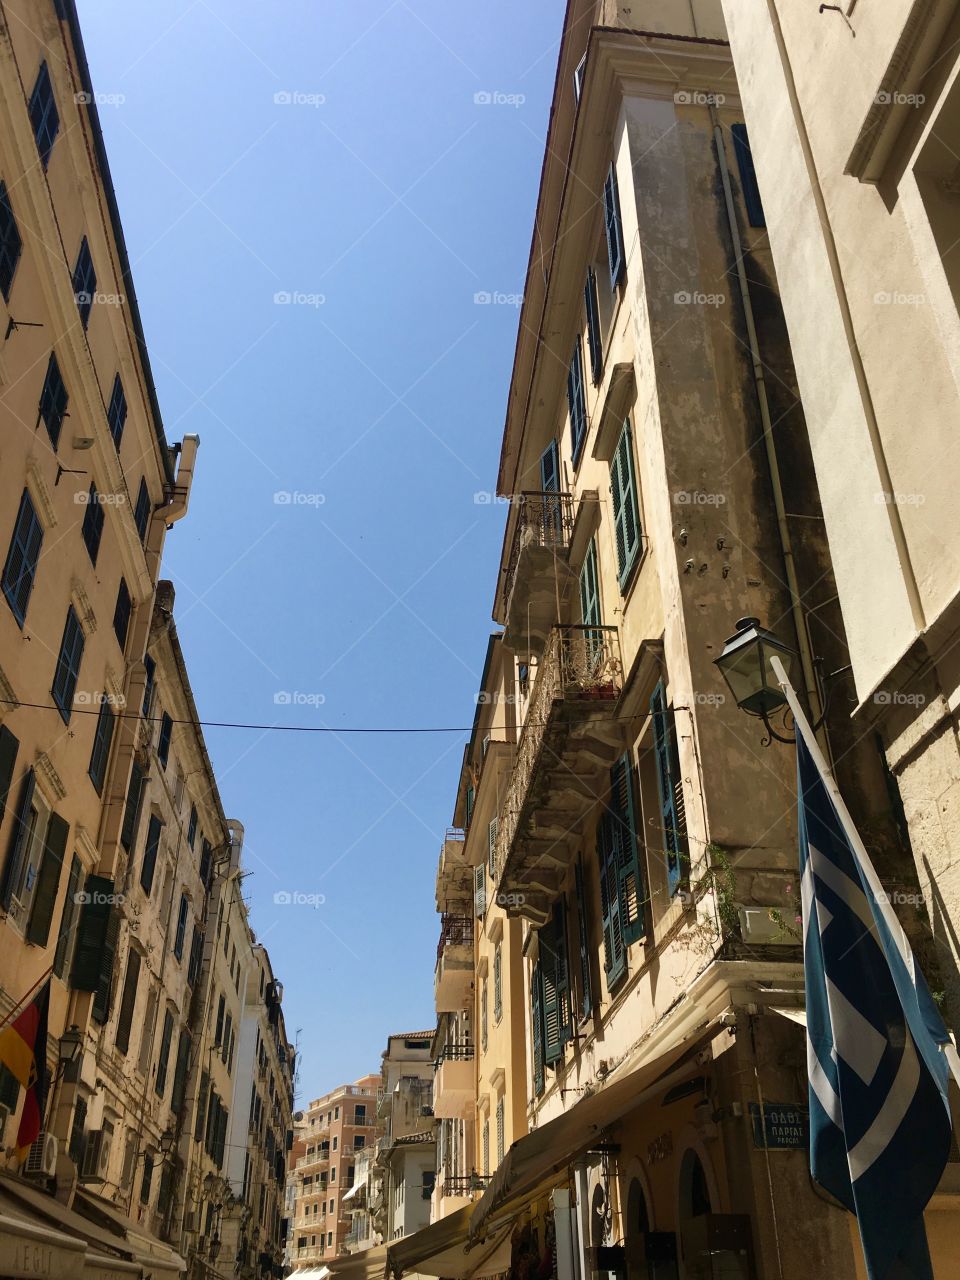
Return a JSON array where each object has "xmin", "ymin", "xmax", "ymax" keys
[
  {"xmin": 498, "ymin": 695, "xmax": 623, "ymax": 924},
  {"xmin": 433, "ymin": 1056, "xmax": 474, "ymax": 1118},
  {"xmin": 503, "ymin": 544, "xmax": 577, "ymax": 656},
  {"xmin": 435, "ymin": 946, "xmax": 473, "ymax": 1012}
]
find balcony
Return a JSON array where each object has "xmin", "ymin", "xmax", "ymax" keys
[
  {"xmin": 433, "ymin": 1044, "xmax": 475, "ymax": 1119},
  {"xmin": 493, "ymin": 625, "xmax": 624, "ymax": 924},
  {"xmin": 434, "ymin": 914, "xmax": 474, "ymax": 1012},
  {"xmin": 443, "ymin": 1173, "xmax": 491, "ymax": 1197},
  {"xmin": 503, "ymin": 492, "xmax": 577, "ymax": 655},
  {"xmin": 436, "ymin": 829, "xmax": 473, "ymax": 915}
]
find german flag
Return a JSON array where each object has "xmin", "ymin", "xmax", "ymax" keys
[{"xmin": 0, "ymin": 979, "xmax": 50, "ymax": 1159}]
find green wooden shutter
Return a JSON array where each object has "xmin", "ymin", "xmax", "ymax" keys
[
  {"xmin": 539, "ymin": 440, "xmax": 560, "ymax": 493},
  {"xmin": 114, "ymin": 947, "xmax": 140, "ymax": 1053},
  {"xmin": 579, "ymin": 538, "xmax": 601, "ymax": 626},
  {"xmin": 54, "ymin": 855, "xmax": 82, "ymax": 978},
  {"xmin": 195, "ymin": 1071, "xmax": 210, "ymax": 1140},
  {"xmin": 530, "ymin": 964, "xmax": 545, "ymax": 1097},
  {"xmin": 0, "ymin": 766, "xmax": 35, "ymax": 910},
  {"xmin": 0, "ymin": 724, "xmax": 19, "ymax": 823},
  {"xmin": 465, "ymin": 784, "xmax": 475, "ymax": 829},
  {"xmin": 155, "ymin": 1009, "xmax": 174, "ymax": 1096},
  {"xmin": 650, "ymin": 681, "xmax": 686, "ymax": 894},
  {"xmin": 140, "ymin": 814, "xmax": 162, "ymax": 895},
  {"xmin": 71, "ymin": 874, "xmax": 116, "ymax": 995},
  {"xmin": 584, "ymin": 268, "xmax": 603, "ymax": 384},
  {"xmin": 567, "ymin": 338, "xmax": 587, "ymax": 462},
  {"xmin": 540, "ymin": 912, "xmax": 567, "ymax": 1065},
  {"xmin": 493, "ymin": 943, "xmax": 502, "ymax": 1021},
  {"xmin": 597, "ymin": 813, "xmax": 626, "ymax": 988},
  {"xmin": 604, "ymin": 163, "xmax": 625, "ymax": 287},
  {"xmin": 26, "ymin": 810, "xmax": 68, "ymax": 945},
  {"xmin": 610, "ymin": 753, "xmax": 645, "ymax": 944},
  {"xmin": 574, "ymin": 855, "xmax": 593, "ymax": 1019},
  {"xmin": 487, "ymin": 817, "xmax": 498, "ymax": 878},
  {"xmin": 553, "ymin": 897, "xmax": 572, "ymax": 1043},
  {"xmin": 120, "ymin": 761, "xmax": 144, "ymax": 852},
  {"xmin": 611, "ymin": 419, "xmax": 641, "ymax": 587}
]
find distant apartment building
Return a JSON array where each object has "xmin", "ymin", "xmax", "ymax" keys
[
  {"xmin": 374, "ymin": 1034, "xmax": 436, "ymax": 1244},
  {"xmin": 289, "ymin": 1074, "xmax": 380, "ymax": 1270}
]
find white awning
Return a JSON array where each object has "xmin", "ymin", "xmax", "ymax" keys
[
  {"xmin": 770, "ymin": 1005, "xmax": 807, "ymax": 1027},
  {"xmin": 342, "ymin": 1181, "xmax": 365, "ymax": 1203}
]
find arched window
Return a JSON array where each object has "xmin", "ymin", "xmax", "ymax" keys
[{"xmin": 679, "ymin": 1149, "xmax": 712, "ymax": 1219}]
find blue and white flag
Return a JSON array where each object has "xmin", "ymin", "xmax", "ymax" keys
[{"xmin": 798, "ymin": 729, "xmax": 953, "ymax": 1280}]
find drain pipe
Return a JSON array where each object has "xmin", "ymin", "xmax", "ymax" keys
[{"xmin": 710, "ymin": 109, "xmax": 827, "ymax": 754}]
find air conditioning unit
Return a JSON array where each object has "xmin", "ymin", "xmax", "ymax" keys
[
  {"xmin": 24, "ymin": 1132, "xmax": 58, "ymax": 1178},
  {"xmin": 80, "ymin": 1129, "xmax": 111, "ymax": 1183}
]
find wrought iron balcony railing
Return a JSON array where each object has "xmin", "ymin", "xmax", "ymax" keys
[
  {"xmin": 505, "ymin": 492, "xmax": 575, "ymax": 591},
  {"xmin": 433, "ymin": 1042, "xmax": 475, "ymax": 1069},
  {"xmin": 492, "ymin": 624, "xmax": 623, "ymax": 903},
  {"xmin": 435, "ymin": 913, "xmax": 473, "ymax": 961},
  {"xmin": 443, "ymin": 1172, "xmax": 491, "ymax": 1197}
]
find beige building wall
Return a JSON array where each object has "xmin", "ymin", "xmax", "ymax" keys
[{"xmin": 717, "ymin": 0, "xmax": 960, "ymax": 1029}]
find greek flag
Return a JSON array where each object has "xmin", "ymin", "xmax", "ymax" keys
[{"xmin": 798, "ymin": 729, "xmax": 953, "ymax": 1279}]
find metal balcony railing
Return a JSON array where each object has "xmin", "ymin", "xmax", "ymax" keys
[
  {"xmin": 443, "ymin": 1172, "xmax": 491, "ymax": 1197},
  {"xmin": 436, "ymin": 913, "xmax": 473, "ymax": 961},
  {"xmin": 504, "ymin": 491, "xmax": 575, "ymax": 602},
  {"xmin": 493, "ymin": 624, "xmax": 622, "ymax": 884},
  {"xmin": 433, "ymin": 1043, "xmax": 475, "ymax": 1070}
]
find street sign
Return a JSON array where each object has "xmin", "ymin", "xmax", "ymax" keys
[{"xmin": 749, "ymin": 1102, "xmax": 809, "ymax": 1149}]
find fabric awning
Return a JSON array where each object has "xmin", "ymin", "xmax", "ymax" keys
[
  {"xmin": 770, "ymin": 1005, "xmax": 807, "ymax": 1027},
  {"xmin": 323, "ymin": 1243, "xmax": 389, "ymax": 1280},
  {"xmin": 0, "ymin": 1174, "xmax": 135, "ymax": 1264},
  {"xmin": 293, "ymin": 1270, "xmax": 332, "ymax": 1280},
  {"xmin": 342, "ymin": 1181, "xmax": 365, "ymax": 1203},
  {"xmin": 386, "ymin": 1204, "xmax": 512, "ymax": 1279},
  {"xmin": 72, "ymin": 1187, "xmax": 186, "ymax": 1275},
  {"xmin": 470, "ymin": 1016, "xmax": 720, "ymax": 1240},
  {"xmin": 0, "ymin": 1206, "xmax": 88, "ymax": 1280}
]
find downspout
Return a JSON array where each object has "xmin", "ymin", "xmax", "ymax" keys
[{"xmin": 710, "ymin": 108, "xmax": 829, "ymax": 756}]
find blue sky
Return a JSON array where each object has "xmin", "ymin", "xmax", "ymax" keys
[{"xmin": 76, "ymin": 0, "xmax": 562, "ymax": 1098}]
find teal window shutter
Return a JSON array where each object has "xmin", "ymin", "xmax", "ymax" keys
[
  {"xmin": 610, "ymin": 419, "xmax": 641, "ymax": 588},
  {"xmin": 465, "ymin": 783, "xmax": 475, "ymax": 829},
  {"xmin": 650, "ymin": 680, "xmax": 687, "ymax": 894},
  {"xmin": 141, "ymin": 815, "xmax": 162, "ymax": 895},
  {"xmin": 610, "ymin": 753, "xmax": 646, "ymax": 944},
  {"xmin": 539, "ymin": 439, "xmax": 560, "ymax": 492},
  {"xmin": 574, "ymin": 854, "xmax": 593, "ymax": 1019},
  {"xmin": 52, "ymin": 606, "xmax": 85, "ymax": 722},
  {"xmin": 174, "ymin": 893, "xmax": 189, "ymax": 961},
  {"xmin": 597, "ymin": 812, "xmax": 626, "ymax": 988},
  {"xmin": 0, "ymin": 725, "xmax": 20, "ymax": 826},
  {"xmin": 120, "ymin": 761, "xmax": 144, "ymax": 853},
  {"xmin": 584, "ymin": 267, "xmax": 603, "ymax": 383},
  {"xmin": 114, "ymin": 946, "xmax": 141, "ymax": 1053},
  {"xmin": 3, "ymin": 489, "xmax": 44, "ymax": 625},
  {"xmin": 70, "ymin": 874, "xmax": 119, "ymax": 1017},
  {"xmin": 539, "ymin": 905, "xmax": 571, "ymax": 1064},
  {"xmin": 157, "ymin": 712, "xmax": 173, "ymax": 767},
  {"xmin": 530, "ymin": 964, "xmax": 545, "ymax": 1097},
  {"xmin": 0, "ymin": 766, "xmax": 35, "ymax": 911},
  {"xmin": 25, "ymin": 811, "xmax": 69, "ymax": 946},
  {"xmin": 567, "ymin": 337, "xmax": 587, "ymax": 462},
  {"xmin": 579, "ymin": 538, "xmax": 601, "ymax": 626},
  {"xmin": 493, "ymin": 943, "xmax": 502, "ymax": 1022},
  {"xmin": 53, "ymin": 855, "xmax": 83, "ymax": 979},
  {"xmin": 155, "ymin": 1009, "xmax": 174, "ymax": 1096},
  {"xmin": 603, "ymin": 163, "xmax": 625, "ymax": 287},
  {"xmin": 88, "ymin": 698, "xmax": 115, "ymax": 795}
]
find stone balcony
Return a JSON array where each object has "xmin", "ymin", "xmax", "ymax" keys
[
  {"xmin": 434, "ymin": 913, "xmax": 474, "ymax": 1012},
  {"xmin": 493, "ymin": 624, "xmax": 624, "ymax": 924},
  {"xmin": 432, "ymin": 1044, "xmax": 475, "ymax": 1119},
  {"xmin": 502, "ymin": 492, "xmax": 577, "ymax": 656}
]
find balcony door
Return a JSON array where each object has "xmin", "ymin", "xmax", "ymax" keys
[{"xmin": 539, "ymin": 440, "xmax": 562, "ymax": 542}]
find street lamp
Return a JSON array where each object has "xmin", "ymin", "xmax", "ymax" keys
[
  {"xmin": 208, "ymin": 1235, "xmax": 222, "ymax": 1262},
  {"xmin": 714, "ymin": 617, "xmax": 797, "ymax": 717}
]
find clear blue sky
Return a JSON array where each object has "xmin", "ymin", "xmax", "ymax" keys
[{"xmin": 77, "ymin": 0, "xmax": 562, "ymax": 1101}]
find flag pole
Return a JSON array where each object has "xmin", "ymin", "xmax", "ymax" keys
[
  {"xmin": 0, "ymin": 966, "xmax": 53, "ymax": 1035},
  {"xmin": 770, "ymin": 655, "xmax": 960, "ymax": 1090}
]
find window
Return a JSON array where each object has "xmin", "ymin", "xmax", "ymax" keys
[
  {"xmin": 188, "ymin": 925, "xmax": 203, "ymax": 986},
  {"xmin": 332, "ymin": 1135, "xmax": 338, "ymax": 1151},
  {"xmin": 120, "ymin": 761, "xmax": 144, "ymax": 853},
  {"xmin": 603, "ymin": 162, "xmax": 625, "ymax": 288},
  {"xmin": 187, "ymin": 805, "xmax": 198, "ymax": 848},
  {"xmin": 482, "ymin": 1119, "xmax": 490, "ymax": 1175},
  {"xmin": 2, "ymin": 489, "xmax": 43, "ymax": 625},
  {"xmin": 155, "ymin": 1009, "xmax": 174, "ymax": 1096},
  {"xmin": 567, "ymin": 336, "xmax": 587, "ymax": 464},
  {"xmin": 157, "ymin": 712, "xmax": 173, "ymax": 768},
  {"xmin": 39, "ymin": 353, "xmax": 69, "ymax": 449},
  {"xmin": 579, "ymin": 537, "xmax": 600, "ymax": 627},
  {"xmin": 140, "ymin": 1151, "xmax": 154, "ymax": 1205},
  {"xmin": 134, "ymin": 478, "xmax": 151, "ymax": 543},
  {"xmin": 584, "ymin": 267, "xmax": 603, "ymax": 384},
  {"xmin": 422, "ymin": 1169, "xmax": 435, "ymax": 1201},
  {"xmin": 650, "ymin": 681, "xmax": 687, "ymax": 895},
  {"xmin": 611, "ymin": 419, "xmax": 641, "ymax": 588},
  {"xmin": 355, "ymin": 1103, "xmax": 366, "ymax": 1123},
  {"xmin": 0, "ymin": 181, "xmax": 22, "ymax": 301},
  {"xmin": 354, "ymin": 1134, "xmax": 365, "ymax": 1149},
  {"xmin": 487, "ymin": 817, "xmax": 498, "ymax": 879},
  {"xmin": 574, "ymin": 855, "xmax": 593, "ymax": 1019},
  {"xmin": 115, "ymin": 947, "xmax": 141, "ymax": 1054},
  {"xmin": 28, "ymin": 62, "xmax": 59, "ymax": 167},
  {"xmin": 173, "ymin": 893, "xmax": 189, "ymax": 961},
  {"xmin": 53, "ymin": 855, "xmax": 83, "ymax": 979},
  {"xmin": 140, "ymin": 814, "xmax": 162, "ymax": 895},
  {"xmin": 496, "ymin": 1096, "xmax": 505, "ymax": 1165},
  {"xmin": 539, "ymin": 899, "xmax": 571, "ymax": 1063},
  {"xmin": 88, "ymin": 698, "xmax": 115, "ymax": 795},
  {"xmin": 107, "ymin": 374, "xmax": 127, "ymax": 447},
  {"xmin": 52, "ymin": 606, "xmax": 85, "ymax": 722},
  {"xmin": 481, "ymin": 977, "xmax": 488, "ymax": 1052},
  {"xmin": 142, "ymin": 654, "xmax": 156, "ymax": 717},
  {"xmin": 72, "ymin": 238, "xmax": 96, "ymax": 328},
  {"xmin": 731, "ymin": 123, "xmax": 765, "ymax": 228},
  {"xmin": 80, "ymin": 485, "xmax": 104, "ymax": 565},
  {"xmin": 474, "ymin": 863, "xmax": 486, "ymax": 919},
  {"xmin": 598, "ymin": 753, "xmax": 645, "ymax": 988},
  {"xmin": 214, "ymin": 993, "xmax": 225, "ymax": 1048},
  {"xmin": 493, "ymin": 943, "xmax": 502, "ymax": 1023}
]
